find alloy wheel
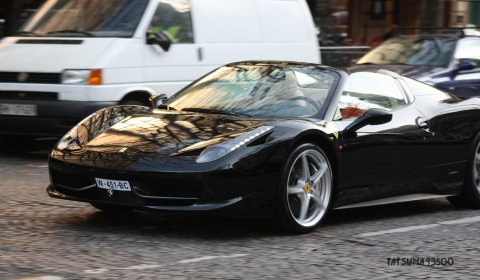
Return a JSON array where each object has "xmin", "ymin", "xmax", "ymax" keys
[{"xmin": 286, "ymin": 149, "xmax": 332, "ymax": 227}]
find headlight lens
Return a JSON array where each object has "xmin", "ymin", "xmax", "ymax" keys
[
  {"xmin": 196, "ymin": 126, "xmax": 274, "ymax": 163},
  {"xmin": 62, "ymin": 69, "xmax": 102, "ymax": 85},
  {"xmin": 56, "ymin": 126, "xmax": 81, "ymax": 151}
]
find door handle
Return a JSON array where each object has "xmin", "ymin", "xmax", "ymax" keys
[
  {"xmin": 416, "ymin": 117, "xmax": 429, "ymax": 129},
  {"xmin": 198, "ymin": 47, "xmax": 203, "ymax": 61}
]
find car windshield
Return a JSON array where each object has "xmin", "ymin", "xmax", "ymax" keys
[
  {"xmin": 357, "ymin": 37, "xmax": 456, "ymax": 67},
  {"xmin": 166, "ymin": 63, "xmax": 340, "ymax": 119},
  {"xmin": 19, "ymin": 0, "xmax": 150, "ymax": 38}
]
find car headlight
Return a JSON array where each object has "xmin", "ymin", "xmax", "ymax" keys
[
  {"xmin": 56, "ymin": 125, "xmax": 81, "ymax": 151},
  {"xmin": 56, "ymin": 110, "xmax": 98, "ymax": 151},
  {"xmin": 62, "ymin": 69, "xmax": 102, "ymax": 85},
  {"xmin": 196, "ymin": 126, "xmax": 274, "ymax": 163}
]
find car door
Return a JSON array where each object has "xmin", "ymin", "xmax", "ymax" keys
[
  {"xmin": 333, "ymin": 72, "xmax": 434, "ymax": 206},
  {"xmin": 404, "ymin": 76, "xmax": 480, "ymax": 194},
  {"xmin": 437, "ymin": 38, "xmax": 480, "ymax": 99}
]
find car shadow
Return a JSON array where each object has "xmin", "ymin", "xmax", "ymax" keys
[
  {"xmin": 48, "ymin": 198, "xmax": 468, "ymax": 239},
  {"xmin": 0, "ymin": 137, "xmax": 57, "ymax": 158}
]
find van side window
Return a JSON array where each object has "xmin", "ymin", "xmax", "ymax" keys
[{"xmin": 149, "ymin": 0, "xmax": 194, "ymax": 43}]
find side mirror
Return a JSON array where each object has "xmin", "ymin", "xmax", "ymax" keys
[
  {"xmin": 341, "ymin": 108, "xmax": 392, "ymax": 139},
  {"xmin": 146, "ymin": 30, "xmax": 173, "ymax": 52},
  {"xmin": 149, "ymin": 94, "xmax": 168, "ymax": 108},
  {"xmin": 456, "ymin": 61, "xmax": 476, "ymax": 72}
]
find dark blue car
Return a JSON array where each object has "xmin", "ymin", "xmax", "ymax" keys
[{"xmin": 348, "ymin": 34, "xmax": 480, "ymax": 98}]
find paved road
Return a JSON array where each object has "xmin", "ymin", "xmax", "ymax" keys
[{"xmin": 1, "ymin": 142, "xmax": 480, "ymax": 279}]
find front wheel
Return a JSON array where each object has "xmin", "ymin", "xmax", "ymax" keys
[
  {"xmin": 274, "ymin": 143, "xmax": 333, "ymax": 234},
  {"xmin": 448, "ymin": 136, "xmax": 480, "ymax": 208}
]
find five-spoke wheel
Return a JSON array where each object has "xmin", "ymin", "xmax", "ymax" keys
[{"xmin": 275, "ymin": 143, "xmax": 332, "ymax": 233}]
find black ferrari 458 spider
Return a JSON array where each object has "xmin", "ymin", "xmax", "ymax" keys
[{"xmin": 48, "ymin": 61, "xmax": 480, "ymax": 233}]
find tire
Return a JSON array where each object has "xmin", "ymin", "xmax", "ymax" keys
[
  {"xmin": 90, "ymin": 202, "xmax": 133, "ymax": 214},
  {"xmin": 274, "ymin": 143, "xmax": 333, "ymax": 234},
  {"xmin": 0, "ymin": 135, "xmax": 35, "ymax": 153},
  {"xmin": 447, "ymin": 134, "xmax": 480, "ymax": 208}
]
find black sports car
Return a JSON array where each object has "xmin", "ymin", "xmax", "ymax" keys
[{"xmin": 48, "ymin": 61, "xmax": 480, "ymax": 233}]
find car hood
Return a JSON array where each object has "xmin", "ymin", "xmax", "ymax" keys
[
  {"xmin": 0, "ymin": 37, "xmax": 117, "ymax": 72},
  {"xmin": 84, "ymin": 110, "xmax": 273, "ymax": 156},
  {"xmin": 347, "ymin": 64, "xmax": 445, "ymax": 79}
]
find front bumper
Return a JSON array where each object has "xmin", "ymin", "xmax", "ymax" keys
[
  {"xmin": 0, "ymin": 99, "xmax": 116, "ymax": 136},
  {"xmin": 47, "ymin": 158, "xmax": 279, "ymax": 217}
]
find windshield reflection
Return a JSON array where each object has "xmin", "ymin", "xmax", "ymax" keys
[
  {"xmin": 20, "ymin": 0, "xmax": 150, "ymax": 37},
  {"xmin": 357, "ymin": 37, "xmax": 456, "ymax": 67},
  {"xmin": 167, "ymin": 62, "xmax": 340, "ymax": 119}
]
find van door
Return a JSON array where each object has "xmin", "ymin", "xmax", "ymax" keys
[
  {"xmin": 143, "ymin": 0, "xmax": 207, "ymax": 96},
  {"xmin": 194, "ymin": 0, "xmax": 319, "ymax": 65}
]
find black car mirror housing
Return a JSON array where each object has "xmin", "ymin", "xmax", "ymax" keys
[
  {"xmin": 341, "ymin": 108, "xmax": 392, "ymax": 139},
  {"xmin": 146, "ymin": 30, "xmax": 173, "ymax": 52},
  {"xmin": 456, "ymin": 61, "xmax": 477, "ymax": 72},
  {"xmin": 149, "ymin": 94, "xmax": 168, "ymax": 108}
]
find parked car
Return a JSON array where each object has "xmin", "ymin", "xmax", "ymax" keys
[
  {"xmin": 0, "ymin": 0, "xmax": 320, "ymax": 147},
  {"xmin": 348, "ymin": 33, "xmax": 480, "ymax": 99},
  {"xmin": 48, "ymin": 61, "xmax": 480, "ymax": 233}
]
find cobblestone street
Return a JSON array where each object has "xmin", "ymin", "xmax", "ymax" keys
[{"xmin": 2, "ymin": 145, "xmax": 480, "ymax": 279}]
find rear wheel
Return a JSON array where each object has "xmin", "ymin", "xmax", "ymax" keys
[
  {"xmin": 90, "ymin": 202, "xmax": 133, "ymax": 214},
  {"xmin": 447, "ymin": 135, "xmax": 480, "ymax": 208},
  {"xmin": 275, "ymin": 143, "xmax": 333, "ymax": 234}
]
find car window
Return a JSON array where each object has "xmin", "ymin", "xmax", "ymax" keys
[
  {"xmin": 149, "ymin": 0, "xmax": 194, "ymax": 43},
  {"xmin": 357, "ymin": 37, "xmax": 456, "ymax": 67},
  {"xmin": 167, "ymin": 64, "xmax": 340, "ymax": 118},
  {"xmin": 20, "ymin": 0, "xmax": 150, "ymax": 38},
  {"xmin": 338, "ymin": 72, "xmax": 407, "ymax": 120},
  {"xmin": 454, "ymin": 38, "xmax": 480, "ymax": 69}
]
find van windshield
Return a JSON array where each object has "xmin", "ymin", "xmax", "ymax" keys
[{"xmin": 19, "ymin": 0, "xmax": 150, "ymax": 38}]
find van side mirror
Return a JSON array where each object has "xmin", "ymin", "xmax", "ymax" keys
[
  {"xmin": 149, "ymin": 94, "xmax": 168, "ymax": 108},
  {"xmin": 341, "ymin": 108, "xmax": 392, "ymax": 139},
  {"xmin": 146, "ymin": 30, "xmax": 173, "ymax": 52},
  {"xmin": 456, "ymin": 61, "xmax": 477, "ymax": 72}
]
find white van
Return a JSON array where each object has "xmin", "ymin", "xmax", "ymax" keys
[{"xmin": 0, "ymin": 0, "xmax": 320, "ymax": 140}]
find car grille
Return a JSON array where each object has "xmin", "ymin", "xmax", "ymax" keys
[
  {"xmin": 50, "ymin": 168, "xmax": 205, "ymax": 206},
  {"xmin": 0, "ymin": 72, "xmax": 61, "ymax": 84},
  {"xmin": 133, "ymin": 178, "xmax": 204, "ymax": 199},
  {"xmin": 51, "ymin": 171, "xmax": 96, "ymax": 190},
  {"xmin": 0, "ymin": 91, "xmax": 58, "ymax": 100}
]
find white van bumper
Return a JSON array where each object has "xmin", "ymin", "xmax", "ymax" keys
[{"xmin": 0, "ymin": 83, "xmax": 125, "ymax": 136}]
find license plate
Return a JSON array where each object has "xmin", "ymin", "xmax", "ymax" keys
[
  {"xmin": 0, "ymin": 104, "xmax": 37, "ymax": 116},
  {"xmin": 95, "ymin": 178, "xmax": 131, "ymax": 191}
]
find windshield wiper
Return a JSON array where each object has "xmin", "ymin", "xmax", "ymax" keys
[
  {"xmin": 46, "ymin": 30, "xmax": 95, "ymax": 37},
  {"xmin": 16, "ymin": 31, "xmax": 42, "ymax": 37},
  {"xmin": 182, "ymin": 107, "xmax": 251, "ymax": 117}
]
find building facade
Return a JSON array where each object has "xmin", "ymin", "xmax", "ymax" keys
[{"xmin": 0, "ymin": 0, "xmax": 477, "ymax": 41}]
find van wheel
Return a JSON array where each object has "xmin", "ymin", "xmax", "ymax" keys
[
  {"xmin": 274, "ymin": 143, "xmax": 333, "ymax": 234},
  {"xmin": 120, "ymin": 100, "xmax": 148, "ymax": 106},
  {"xmin": 447, "ymin": 136, "xmax": 480, "ymax": 208}
]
